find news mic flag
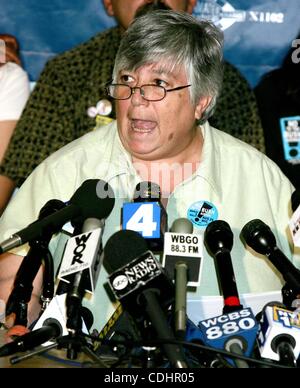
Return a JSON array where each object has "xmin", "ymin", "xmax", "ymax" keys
[
  {"xmin": 104, "ymin": 229, "xmax": 187, "ymax": 368},
  {"xmin": 258, "ymin": 304, "xmax": 300, "ymax": 366},
  {"xmin": 122, "ymin": 181, "xmax": 167, "ymax": 252},
  {"xmin": 162, "ymin": 227, "xmax": 203, "ymax": 287},
  {"xmin": 57, "ymin": 224, "xmax": 104, "ymax": 294},
  {"xmin": 198, "ymin": 307, "xmax": 259, "ymax": 366}
]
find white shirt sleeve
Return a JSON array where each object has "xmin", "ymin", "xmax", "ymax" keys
[{"xmin": 0, "ymin": 62, "xmax": 30, "ymax": 121}]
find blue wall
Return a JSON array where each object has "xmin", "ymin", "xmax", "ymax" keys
[{"xmin": 1, "ymin": 0, "xmax": 299, "ymax": 87}]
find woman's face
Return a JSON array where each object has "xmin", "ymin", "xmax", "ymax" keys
[{"xmin": 115, "ymin": 62, "xmax": 208, "ymax": 162}]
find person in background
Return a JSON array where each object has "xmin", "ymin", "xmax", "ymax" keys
[
  {"xmin": 0, "ymin": 34, "xmax": 29, "ymax": 162},
  {"xmin": 0, "ymin": 0, "xmax": 264, "ymax": 216},
  {"xmin": 0, "ymin": 10, "xmax": 295, "ymax": 332},
  {"xmin": 0, "ymin": 34, "xmax": 30, "ymax": 208},
  {"xmin": 255, "ymin": 33, "xmax": 300, "ymax": 188}
]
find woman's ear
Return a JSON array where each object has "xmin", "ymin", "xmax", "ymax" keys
[{"xmin": 195, "ymin": 96, "xmax": 213, "ymax": 121}]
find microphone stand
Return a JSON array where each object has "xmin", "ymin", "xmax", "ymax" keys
[
  {"xmin": 6, "ymin": 237, "xmax": 54, "ymax": 327},
  {"xmin": 6, "ymin": 200, "xmax": 65, "ymax": 326},
  {"xmin": 61, "ymin": 272, "xmax": 107, "ymax": 366},
  {"xmin": 8, "ymin": 333, "xmax": 109, "ymax": 368},
  {"xmin": 174, "ymin": 261, "xmax": 188, "ymax": 340},
  {"xmin": 62, "ymin": 217, "xmax": 105, "ymax": 363}
]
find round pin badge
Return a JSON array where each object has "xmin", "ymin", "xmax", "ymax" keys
[
  {"xmin": 87, "ymin": 106, "xmax": 98, "ymax": 118},
  {"xmin": 96, "ymin": 99, "xmax": 112, "ymax": 116},
  {"xmin": 187, "ymin": 200, "xmax": 218, "ymax": 228}
]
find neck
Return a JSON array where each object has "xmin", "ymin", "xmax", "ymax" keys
[{"xmin": 132, "ymin": 127, "xmax": 203, "ymax": 197}]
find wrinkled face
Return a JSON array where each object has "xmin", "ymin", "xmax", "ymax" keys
[
  {"xmin": 103, "ymin": 0, "xmax": 196, "ymax": 30},
  {"xmin": 115, "ymin": 62, "xmax": 208, "ymax": 162}
]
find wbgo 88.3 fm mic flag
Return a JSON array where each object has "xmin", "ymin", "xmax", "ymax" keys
[
  {"xmin": 104, "ymin": 229, "xmax": 188, "ymax": 368},
  {"xmin": 162, "ymin": 218, "xmax": 203, "ymax": 339},
  {"xmin": 0, "ymin": 179, "xmax": 114, "ymax": 254}
]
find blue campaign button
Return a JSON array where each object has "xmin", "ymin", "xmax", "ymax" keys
[{"xmin": 187, "ymin": 200, "xmax": 218, "ymax": 229}]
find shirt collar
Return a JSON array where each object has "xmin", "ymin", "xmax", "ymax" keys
[
  {"xmin": 103, "ymin": 120, "xmax": 223, "ymax": 200},
  {"xmin": 104, "ymin": 123, "xmax": 136, "ymax": 180},
  {"xmin": 195, "ymin": 121, "xmax": 223, "ymax": 200}
]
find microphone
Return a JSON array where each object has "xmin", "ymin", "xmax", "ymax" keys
[
  {"xmin": 241, "ymin": 219, "xmax": 300, "ymax": 296},
  {"xmin": 104, "ymin": 229, "xmax": 188, "ymax": 368},
  {"xmin": 202, "ymin": 220, "xmax": 259, "ymax": 367},
  {"xmin": 122, "ymin": 181, "xmax": 168, "ymax": 252},
  {"xmin": 289, "ymin": 189, "xmax": 300, "ymax": 248},
  {"xmin": 32, "ymin": 293, "xmax": 92, "ymax": 348},
  {"xmin": 56, "ymin": 183, "xmax": 114, "ymax": 339},
  {"xmin": 162, "ymin": 218, "xmax": 203, "ymax": 338},
  {"xmin": 0, "ymin": 318, "xmax": 63, "ymax": 357},
  {"xmin": 204, "ymin": 220, "xmax": 243, "ymax": 314},
  {"xmin": 257, "ymin": 303, "xmax": 300, "ymax": 367},
  {"xmin": 0, "ymin": 179, "xmax": 115, "ymax": 254},
  {"xmin": 5, "ymin": 199, "xmax": 66, "ymax": 327}
]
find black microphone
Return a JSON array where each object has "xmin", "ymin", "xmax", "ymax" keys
[
  {"xmin": 0, "ymin": 318, "xmax": 63, "ymax": 357},
  {"xmin": 241, "ymin": 219, "xmax": 300, "ymax": 295},
  {"xmin": 202, "ymin": 221, "xmax": 259, "ymax": 368},
  {"xmin": 0, "ymin": 179, "xmax": 115, "ymax": 254},
  {"xmin": 5, "ymin": 199, "xmax": 66, "ymax": 326},
  {"xmin": 122, "ymin": 181, "xmax": 168, "ymax": 252},
  {"xmin": 204, "ymin": 220, "xmax": 243, "ymax": 314},
  {"xmin": 104, "ymin": 229, "xmax": 188, "ymax": 368}
]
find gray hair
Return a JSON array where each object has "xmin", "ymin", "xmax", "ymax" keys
[{"xmin": 113, "ymin": 10, "xmax": 224, "ymax": 124}]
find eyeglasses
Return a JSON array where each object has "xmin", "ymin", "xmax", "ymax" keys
[{"xmin": 106, "ymin": 83, "xmax": 191, "ymax": 102}]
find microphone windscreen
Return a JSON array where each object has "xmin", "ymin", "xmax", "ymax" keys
[
  {"xmin": 204, "ymin": 220, "xmax": 233, "ymax": 254},
  {"xmin": 38, "ymin": 199, "xmax": 66, "ymax": 219},
  {"xmin": 241, "ymin": 219, "xmax": 276, "ymax": 255},
  {"xmin": 133, "ymin": 181, "xmax": 161, "ymax": 201},
  {"xmin": 241, "ymin": 219, "xmax": 265, "ymax": 241},
  {"xmin": 170, "ymin": 218, "xmax": 193, "ymax": 234},
  {"xmin": 104, "ymin": 230, "xmax": 148, "ymax": 273},
  {"xmin": 70, "ymin": 179, "xmax": 115, "ymax": 222}
]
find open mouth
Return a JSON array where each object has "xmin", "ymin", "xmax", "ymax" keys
[{"xmin": 131, "ymin": 119, "xmax": 157, "ymax": 133}]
